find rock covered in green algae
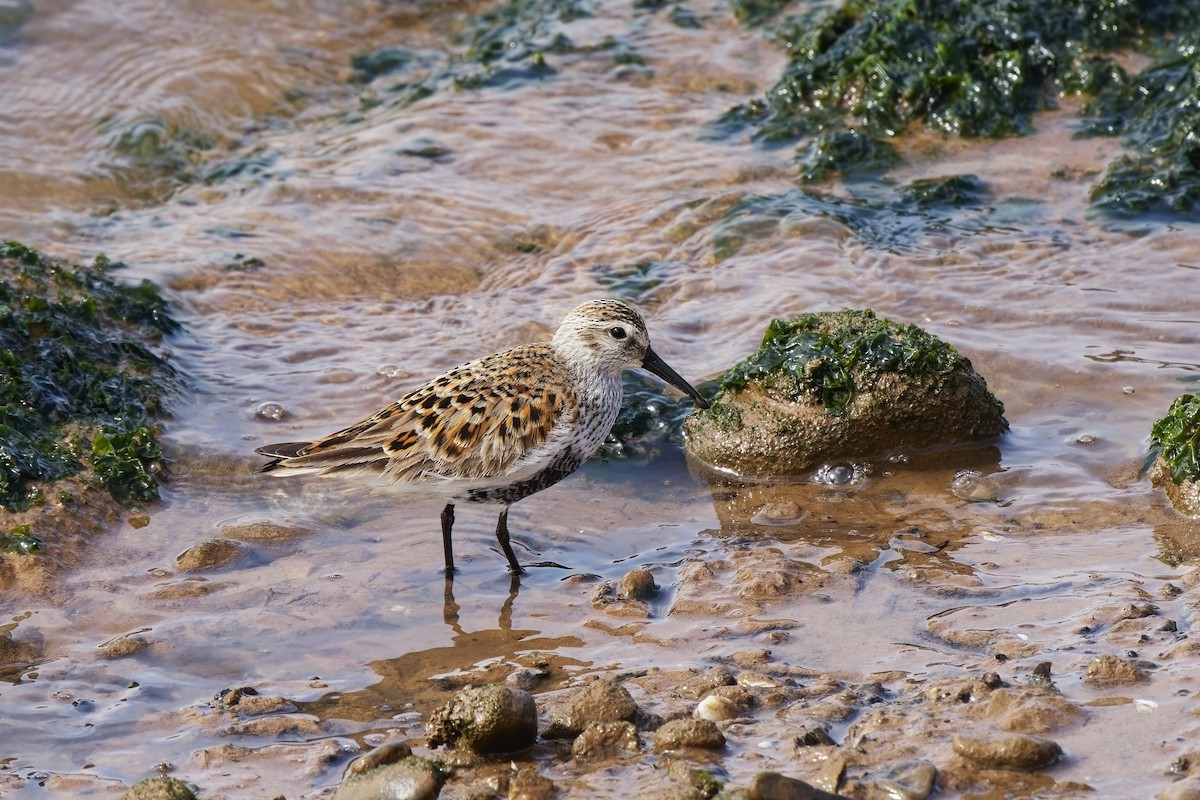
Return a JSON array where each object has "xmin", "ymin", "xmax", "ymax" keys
[
  {"xmin": 0, "ymin": 242, "xmax": 178, "ymax": 511},
  {"xmin": 683, "ymin": 310, "xmax": 1007, "ymax": 477},
  {"xmin": 427, "ymin": 683, "xmax": 537, "ymax": 754},
  {"xmin": 1149, "ymin": 394, "xmax": 1200, "ymax": 518},
  {"xmin": 120, "ymin": 777, "xmax": 197, "ymax": 800}
]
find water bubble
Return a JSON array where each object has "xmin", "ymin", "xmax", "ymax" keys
[
  {"xmin": 815, "ymin": 463, "xmax": 856, "ymax": 485},
  {"xmin": 1076, "ymin": 434, "xmax": 1096, "ymax": 445},
  {"xmin": 255, "ymin": 401, "xmax": 290, "ymax": 421},
  {"xmin": 950, "ymin": 470, "xmax": 1000, "ymax": 503},
  {"xmin": 1122, "ymin": 386, "xmax": 1136, "ymax": 395}
]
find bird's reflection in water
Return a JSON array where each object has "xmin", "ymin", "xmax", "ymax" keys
[
  {"xmin": 300, "ymin": 570, "xmax": 586, "ymax": 724},
  {"xmin": 441, "ymin": 572, "xmax": 520, "ymax": 637}
]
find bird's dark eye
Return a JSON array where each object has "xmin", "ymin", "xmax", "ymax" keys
[{"xmin": 609, "ymin": 326, "xmax": 627, "ymax": 340}]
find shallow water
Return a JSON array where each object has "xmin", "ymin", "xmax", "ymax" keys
[{"xmin": 2, "ymin": 0, "xmax": 1200, "ymax": 797}]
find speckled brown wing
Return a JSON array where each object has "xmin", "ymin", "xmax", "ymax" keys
[{"xmin": 260, "ymin": 344, "xmax": 577, "ymax": 487}]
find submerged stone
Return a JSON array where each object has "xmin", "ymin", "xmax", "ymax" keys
[{"xmin": 684, "ymin": 310, "xmax": 1007, "ymax": 476}]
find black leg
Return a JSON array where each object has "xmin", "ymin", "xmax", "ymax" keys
[
  {"xmin": 440, "ymin": 503, "xmax": 456, "ymax": 575},
  {"xmin": 495, "ymin": 507, "xmax": 524, "ymax": 574}
]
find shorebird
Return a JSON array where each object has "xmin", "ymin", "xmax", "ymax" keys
[{"xmin": 256, "ymin": 299, "xmax": 709, "ymax": 574}]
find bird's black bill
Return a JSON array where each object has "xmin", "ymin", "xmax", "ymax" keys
[{"xmin": 641, "ymin": 347, "xmax": 710, "ymax": 409}]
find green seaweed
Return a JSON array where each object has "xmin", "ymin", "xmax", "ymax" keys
[
  {"xmin": 797, "ymin": 129, "xmax": 900, "ymax": 183},
  {"xmin": 97, "ymin": 113, "xmax": 279, "ymax": 203},
  {"xmin": 717, "ymin": 309, "xmax": 962, "ymax": 413},
  {"xmin": 1150, "ymin": 394, "xmax": 1200, "ymax": 485},
  {"xmin": 352, "ymin": 0, "xmax": 657, "ymax": 101},
  {"xmin": 716, "ymin": 0, "xmax": 1200, "ymax": 218},
  {"xmin": 0, "ymin": 242, "xmax": 178, "ymax": 511},
  {"xmin": 1081, "ymin": 31, "xmax": 1200, "ymax": 217},
  {"xmin": 0, "ymin": 525, "xmax": 43, "ymax": 555}
]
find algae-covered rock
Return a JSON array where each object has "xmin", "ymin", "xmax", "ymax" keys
[
  {"xmin": 0, "ymin": 242, "xmax": 178, "ymax": 511},
  {"xmin": 1150, "ymin": 394, "xmax": 1200, "ymax": 518},
  {"xmin": 684, "ymin": 310, "xmax": 1006, "ymax": 477},
  {"xmin": 121, "ymin": 777, "xmax": 197, "ymax": 800},
  {"xmin": 427, "ymin": 683, "xmax": 537, "ymax": 754}
]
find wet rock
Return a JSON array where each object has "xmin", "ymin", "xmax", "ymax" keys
[
  {"xmin": 506, "ymin": 666, "xmax": 549, "ymax": 691},
  {"xmin": 348, "ymin": 741, "xmax": 413, "ymax": 776},
  {"xmin": 1157, "ymin": 784, "xmax": 1200, "ymax": 800},
  {"xmin": 949, "ymin": 470, "xmax": 1001, "ymax": 503},
  {"xmin": 684, "ymin": 311, "xmax": 1007, "ymax": 476},
  {"xmin": 874, "ymin": 760, "xmax": 936, "ymax": 800},
  {"xmin": 509, "ymin": 766, "xmax": 555, "ymax": 800},
  {"xmin": 1150, "ymin": 395, "xmax": 1200, "ymax": 518},
  {"xmin": 176, "ymin": 538, "xmax": 248, "ymax": 572},
  {"xmin": 951, "ymin": 732, "xmax": 1063, "ymax": 770},
  {"xmin": 751, "ymin": 499, "xmax": 805, "ymax": 525},
  {"xmin": 427, "ymin": 683, "xmax": 537, "ymax": 754},
  {"xmin": 695, "ymin": 685, "xmax": 754, "ymax": 722},
  {"xmin": 142, "ymin": 579, "xmax": 231, "ymax": 601},
  {"xmin": 619, "ymin": 568, "xmax": 658, "ymax": 601},
  {"xmin": 99, "ymin": 634, "xmax": 148, "ymax": 659},
  {"xmin": 1117, "ymin": 602, "xmax": 1159, "ymax": 621},
  {"xmin": 219, "ymin": 520, "xmax": 312, "ymax": 542},
  {"xmin": 333, "ymin": 756, "xmax": 445, "ymax": 800},
  {"xmin": 1082, "ymin": 655, "xmax": 1149, "ymax": 685},
  {"xmin": 747, "ymin": 771, "xmax": 848, "ymax": 800},
  {"xmin": 976, "ymin": 688, "xmax": 1087, "ymax": 734},
  {"xmin": 679, "ymin": 666, "xmax": 736, "ymax": 699},
  {"xmin": 544, "ymin": 678, "xmax": 638, "ymax": 739},
  {"xmin": 0, "ymin": 631, "xmax": 41, "ymax": 665},
  {"xmin": 794, "ymin": 724, "xmax": 836, "ymax": 747},
  {"xmin": 654, "ymin": 718, "xmax": 726, "ymax": 751},
  {"xmin": 571, "ymin": 720, "xmax": 641, "ymax": 761},
  {"xmin": 121, "ymin": 777, "xmax": 197, "ymax": 800},
  {"xmin": 694, "ymin": 693, "xmax": 741, "ymax": 722}
]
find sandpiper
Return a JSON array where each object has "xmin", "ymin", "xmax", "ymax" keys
[{"xmin": 256, "ymin": 299, "xmax": 709, "ymax": 574}]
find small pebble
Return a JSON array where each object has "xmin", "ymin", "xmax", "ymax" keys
[
  {"xmin": 1082, "ymin": 655, "xmax": 1149, "ymax": 686},
  {"xmin": 875, "ymin": 760, "xmax": 937, "ymax": 800},
  {"xmin": 747, "ymin": 771, "xmax": 845, "ymax": 800},
  {"xmin": 570, "ymin": 721, "xmax": 640, "ymax": 761},
  {"xmin": 544, "ymin": 678, "xmax": 638, "ymax": 739},
  {"xmin": 949, "ymin": 470, "xmax": 1000, "ymax": 503},
  {"xmin": 618, "ymin": 569, "xmax": 658, "ymax": 601},
  {"xmin": 951, "ymin": 733, "xmax": 1062, "ymax": 770},
  {"xmin": 348, "ymin": 741, "xmax": 413, "ymax": 776},
  {"xmin": 654, "ymin": 718, "xmax": 726, "ymax": 752}
]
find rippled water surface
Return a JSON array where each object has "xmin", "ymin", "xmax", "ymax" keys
[{"xmin": 2, "ymin": 0, "xmax": 1199, "ymax": 797}]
